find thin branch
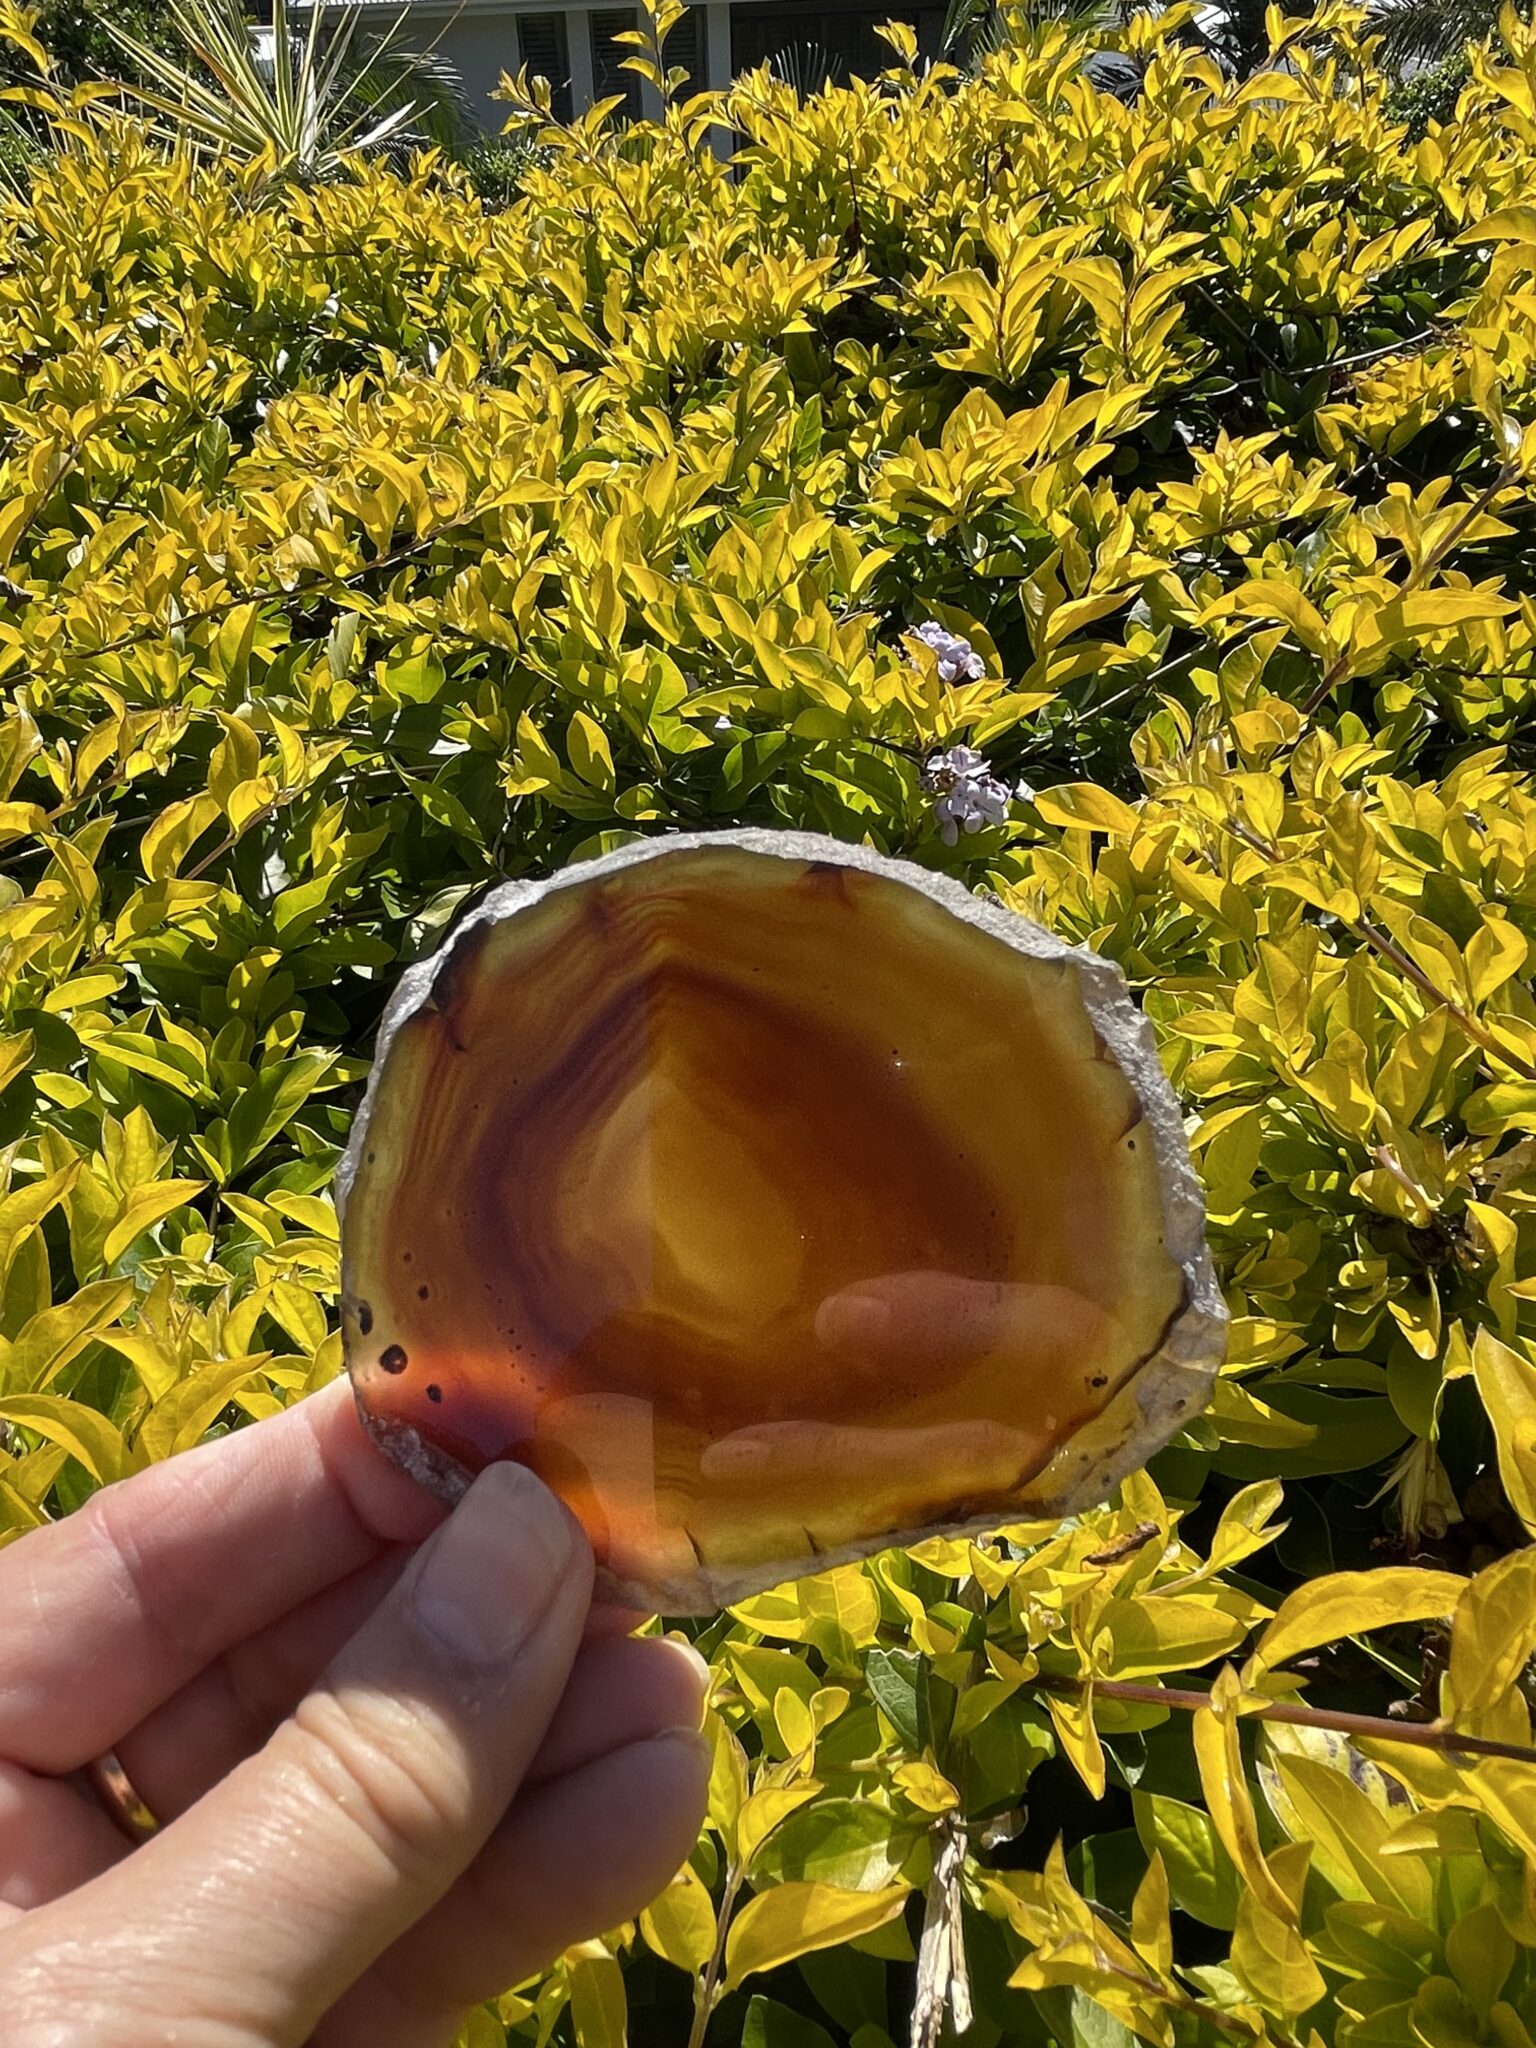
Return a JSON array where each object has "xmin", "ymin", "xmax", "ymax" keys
[
  {"xmin": 1033, "ymin": 1673, "xmax": 1536, "ymax": 1765},
  {"xmin": 686, "ymin": 1860, "xmax": 742, "ymax": 2048},
  {"xmin": 912, "ymin": 1811, "xmax": 972, "ymax": 2048}
]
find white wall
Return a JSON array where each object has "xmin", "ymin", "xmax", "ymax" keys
[{"xmin": 428, "ymin": 15, "xmax": 529, "ymax": 130}]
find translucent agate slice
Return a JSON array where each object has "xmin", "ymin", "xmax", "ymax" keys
[{"xmin": 338, "ymin": 829, "xmax": 1225, "ymax": 1613}]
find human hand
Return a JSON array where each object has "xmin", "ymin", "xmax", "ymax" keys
[
  {"xmin": 700, "ymin": 1273, "xmax": 1126, "ymax": 1493},
  {"xmin": 0, "ymin": 1377, "xmax": 709, "ymax": 2048}
]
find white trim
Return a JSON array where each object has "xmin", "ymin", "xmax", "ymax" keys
[
  {"xmin": 704, "ymin": 1, "xmax": 730, "ymax": 90},
  {"xmin": 566, "ymin": 4, "xmax": 595, "ymax": 112}
]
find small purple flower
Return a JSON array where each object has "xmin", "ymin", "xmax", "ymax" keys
[
  {"xmin": 923, "ymin": 745, "xmax": 1012, "ymax": 846},
  {"xmin": 913, "ymin": 621, "xmax": 985, "ymax": 685}
]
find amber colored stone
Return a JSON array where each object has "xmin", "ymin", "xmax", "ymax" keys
[{"xmin": 339, "ymin": 830, "xmax": 1225, "ymax": 1612}]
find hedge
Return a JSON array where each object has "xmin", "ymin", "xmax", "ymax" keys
[{"xmin": 3, "ymin": 2, "xmax": 1536, "ymax": 2043}]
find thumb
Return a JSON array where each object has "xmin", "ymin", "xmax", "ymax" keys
[{"xmin": 18, "ymin": 1460, "xmax": 593, "ymax": 2048}]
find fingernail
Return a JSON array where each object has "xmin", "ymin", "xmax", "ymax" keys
[
  {"xmin": 411, "ymin": 1462, "xmax": 576, "ymax": 1663},
  {"xmin": 638, "ymin": 1725, "xmax": 712, "ymax": 1770}
]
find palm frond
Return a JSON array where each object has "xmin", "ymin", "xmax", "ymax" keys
[
  {"xmin": 1365, "ymin": 0, "xmax": 1498, "ymax": 68},
  {"xmin": 101, "ymin": 0, "xmax": 470, "ymax": 179},
  {"xmin": 767, "ymin": 41, "xmax": 837, "ymax": 95}
]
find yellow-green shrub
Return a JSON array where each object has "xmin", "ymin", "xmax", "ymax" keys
[{"xmin": 4, "ymin": 2, "xmax": 1536, "ymax": 2041}]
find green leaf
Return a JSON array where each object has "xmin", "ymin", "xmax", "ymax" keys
[
  {"xmin": 753, "ymin": 1798, "xmax": 916, "ymax": 1892},
  {"xmin": 864, "ymin": 1648, "xmax": 925, "ymax": 1752},
  {"xmin": 1132, "ymin": 1793, "xmax": 1240, "ymax": 1930},
  {"xmin": 742, "ymin": 1995, "xmax": 838, "ymax": 2048},
  {"xmin": 224, "ymin": 1053, "xmax": 337, "ymax": 1176}
]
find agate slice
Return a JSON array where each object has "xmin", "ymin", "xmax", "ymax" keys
[{"xmin": 338, "ymin": 829, "xmax": 1225, "ymax": 1612}]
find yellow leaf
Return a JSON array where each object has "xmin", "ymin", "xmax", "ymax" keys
[
  {"xmin": 1231, "ymin": 1844, "xmax": 1325, "ymax": 2017},
  {"xmin": 1266, "ymin": 1747, "xmax": 1430, "ymax": 1918},
  {"xmin": 638, "ymin": 1863, "xmax": 716, "ymax": 1977},
  {"xmin": 1097, "ymin": 1594, "xmax": 1252, "ymax": 1676},
  {"xmin": 1212, "ymin": 579, "xmax": 1331, "ymax": 656},
  {"xmin": 1207, "ymin": 1377, "xmax": 1317, "ymax": 1449},
  {"xmin": 140, "ymin": 793, "xmax": 220, "ymax": 882},
  {"xmin": 892, "ymin": 1760, "xmax": 959, "ymax": 1813},
  {"xmin": 1193, "ymin": 1679, "xmax": 1294, "ymax": 1923},
  {"xmin": 1031, "ymin": 782, "xmax": 1140, "ymax": 835},
  {"xmin": 102, "ymin": 1179, "xmax": 207, "ymax": 1267},
  {"xmin": 567, "ymin": 710, "xmax": 616, "ymax": 792},
  {"xmin": 738, "ymin": 1781, "xmax": 822, "ymax": 1865},
  {"xmin": 1131, "ymin": 1851, "xmax": 1173, "ymax": 1976},
  {"xmin": 565, "ymin": 1945, "xmax": 626, "ymax": 2048},
  {"xmin": 1250, "ymin": 1568, "xmax": 1466, "ymax": 1675},
  {"xmin": 0, "ymin": 1028, "xmax": 32, "ymax": 1098},
  {"xmin": 1045, "ymin": 1680, "xmax": 1105, "ymax": 1799},
  {"xmin": 1466, "ymin": 917, "xmax": 1529, "ymax": 1006},
  {"xmin": 137, "ymin": 1355, "xmax": 267, "ymax": 1463},
  {"xmin": 0, "ymin": 800, "xmax": 44, "ymax": 845},
  {"xmin": 1471, "ymin": 1329, "xmax": 1536, "ymax": 1536},
  {"xmin": 1449, "ymin": 1547, "xmax": 1536, "ymax": 1721},
  {"xmin": 705, "ymin": 1710, "xmax": 748, "ymax": 1857},
  {"xmin": 1467, "ymin": 1200, "xmax": 1520, "ymax": 1338},
  {"xmin": 0, "ymin": 1393, "xmax": 132, "ymax": 1486},
  {"xmin": 723, "ymin": 1882, "xmax": 908, "ymax": 1991},
  {"xmin": 508, "ymin": 712, "xmax": 563, "ymax": 797},
  {"xmin": 1460, "ymin": 205, "xmax": 1536, "ymax": 243}
]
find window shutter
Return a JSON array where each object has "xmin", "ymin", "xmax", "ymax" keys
[
  {"xmin": 517, "ymin": 14, "xmax": 573, "ymax": 122},
  {"xmin": 665, "ymin": 5, "xmax": 699, "ymax": 85},
  {"xmin": 590, "ymin": 9, "xmax": 641, "ymax": 119}
]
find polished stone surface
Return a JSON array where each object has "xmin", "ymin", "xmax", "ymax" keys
[{"xmin": 340, "ymin": 831, "xmax": 1224, "ymax": 1612}]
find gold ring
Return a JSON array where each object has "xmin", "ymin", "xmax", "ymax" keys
[{"xmin": 85, "ymin": 1750, "xmax": 160, "ymax": 1845}]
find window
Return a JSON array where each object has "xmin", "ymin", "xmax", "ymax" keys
[
  {"xmin": 590, "ymin": 9, "xmax": 642, "ymax": 121},
  {"xmin": 517, "ymin": 14, "xmax": 573, "ymax": 122},
  {"xmin": 730, "ymin": 4, "xmax": 949, "ymax": 85},
  {"xmin": 665, "ymin": 3, "xmax": 700, "ymax": 89}
]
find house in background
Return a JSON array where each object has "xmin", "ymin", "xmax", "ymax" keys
[{"xmin": 340, "ymin": 1, "xmax": 953, "ymax": 131}]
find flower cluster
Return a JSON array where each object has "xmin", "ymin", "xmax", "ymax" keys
[
  {"xmin": 923, "ymin": 746, "xmax": 1012, "ymax": 845},
  {"xmin": 912, "ymin": 621, "xmax": 985, "ymax": 684}
]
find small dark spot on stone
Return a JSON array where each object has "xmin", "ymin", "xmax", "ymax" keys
[
  {"xmin": 1089, "ymin": 1373, "xmax": 1107, "ymax": 1389},
  {"xmin": 799, "ymin": 860, "xmax": 851, "ymax": 899},
  {"xmin": 1127, "ymin": 1139, "xmax": 1136, "ymax": 1151},
  {"xmin": 417, "ymin": 1284, "xmax": 429, "ymax": 1300},
  {"xmin": 403, "ymin": 1251, "xmax": 414, "ymax": 1265},
  {"xmin": 367, "ymin": 1151, "xmax": 376, "ymax": 1165},
  {"xmin": 426, "ymin": 1383, "xmax": 443, "ymax": 1403},
  {"xmin": 379, "ymin": 1344, "xmax": 408, "ymax": 1374},
  {"xmin": 358, "ymin": 1302, "xmax": 373, "ymax": 1336}
]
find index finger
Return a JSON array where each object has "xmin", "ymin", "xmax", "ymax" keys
[{"xmin": 0, "ymin": 1377, "xmax": 444, "ymax": 1774}]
